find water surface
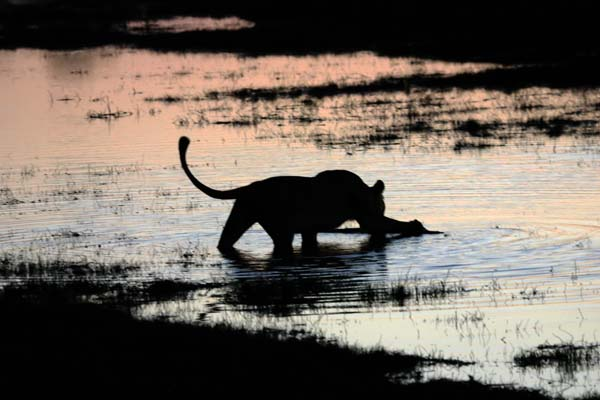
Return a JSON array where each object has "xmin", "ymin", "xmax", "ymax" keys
[{"xmin": 1, "ymin": 48, "xmax": 599, "ymax": 397}]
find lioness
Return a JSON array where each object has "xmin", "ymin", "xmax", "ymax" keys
[{"xmin": 179, "ymin": 136, "xmax": 388, "ymax": 254}]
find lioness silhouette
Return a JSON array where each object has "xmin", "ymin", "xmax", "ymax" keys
[{"xmin": 178, "ymin": 136, "xmax": 399, "ymax": 254}]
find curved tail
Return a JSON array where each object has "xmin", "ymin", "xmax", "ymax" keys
[{"xmin": 178, "ymin": 136, "xmax": 244, "ymax": 200}]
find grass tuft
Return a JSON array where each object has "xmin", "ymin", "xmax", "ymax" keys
[{"xmin": 514, "ymin": 342, "xmax": 600, "ymax": 376}]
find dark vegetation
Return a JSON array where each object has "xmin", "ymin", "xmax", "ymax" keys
[
  {"xmin": 144, "ymin": 95, "xmax": 200, "ymax": 103},
  {"xmin": 254, "ymin": 113, "xmax": 595, "ymax": 152},
  {"xmin": 86, "ymin": 109, "xmax": 132, "ymax": 120},
  {"xmin": 85, "ymin": 98, "xmax": 132, "ymax": 120},
  {"xmin": 521, "ymin": 118, "xmax": 598, "ymax": 138},
  {"xmin": 359, "ymin": 279, "xmax": 467, "ymax": 307},
  {"xmin": 515, "ymin": 343, "xmax": 600, "ymax": 377},
  {"xmin": 207, "ymin": 62, "xmax": 600, "ymax": 101},
  {"xmin": 453, "ymin": 140, "xmax": 497, "ymax": 152},
  {"xmin": 1, "ymin": 1, "xmax": 598, "ymax": 66},
  {"xmin": 0, "ymin": 252, "xmax": 136, "ymax": 277},
  {"xmin": 0, "ymin": 279, "xmax": 584, "ymax": 399}
]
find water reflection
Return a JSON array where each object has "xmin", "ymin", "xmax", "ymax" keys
[
  {"xmin": 43, "ymin": 50, "xmax": 102, "ymax": 79},
  {"xmin": 218, "ymin": 238, "xmax": 390, "ymax": 315}
]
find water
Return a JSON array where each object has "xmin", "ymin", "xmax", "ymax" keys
[{"xmin": 1, "ymin": 47, "xmax": 600, "ymax": 397}]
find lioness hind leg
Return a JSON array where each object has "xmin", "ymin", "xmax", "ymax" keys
[
  {"xmin": 217, "ymin": 201, "xmax": 256, "ymax": 252},
  {"xmin": 301, "ymin": 232, "xmax": 318, "ymax": 249},
  {"xmin": 273, "ymin": 234, "xmax": 294, "ymax": 256},
  {"xmin": 260, "ymin": 223, "xmax": 294, "ymax": 255}
]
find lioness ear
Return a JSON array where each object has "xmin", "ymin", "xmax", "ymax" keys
[{"xmin": 373, "ymin": 180, "xmax": 385, "ymax": 194}]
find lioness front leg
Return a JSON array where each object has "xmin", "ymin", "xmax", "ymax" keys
[{"xmin": 217, "ymin": 201, "xmax": 256, "ymax": 252}]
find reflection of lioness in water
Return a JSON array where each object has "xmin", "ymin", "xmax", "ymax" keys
[{"xmin": 179, "ymin": 136, "xmax": 392, "ymax": 254}]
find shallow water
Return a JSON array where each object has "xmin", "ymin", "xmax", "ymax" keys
[{"xmin": 1, "ymin": 48, "xmax": 600, "ymax": 397}]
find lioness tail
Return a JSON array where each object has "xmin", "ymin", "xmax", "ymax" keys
[{"xmin": 178, "ymin": 136, "xmax": 244, "ymax": 200}]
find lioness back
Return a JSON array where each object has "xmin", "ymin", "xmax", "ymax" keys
[{"xmin": 236, "ymin": 170, "xmax": 382, "ymax": 232}]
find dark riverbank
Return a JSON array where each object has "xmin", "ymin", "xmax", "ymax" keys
[
  {"xmin": 1, "ymin": 0, "xmax": 598, "ymax": 65},
  {"xmin": 0, "ymin": 281, "xmax": 569, "ymax": 399}
]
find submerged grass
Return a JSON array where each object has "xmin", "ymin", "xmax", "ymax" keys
[
  {"xmin": 522, "ymin": 117, "xmax": 598, "ymax": 137},
  {"xmin": 144, "ymin": 94, "xmax": 185, "ymax": 103},
  {"xmin": 86, "ymin": 97, "xmax": 132, "ymax": 120},
  {"xmin": 359, "ymin": 279, "xmax": 467, "ymax": 307},
  {"xmin": 87, "ymin": 109, "xmax": 133, "ymax": 120},
  {"xmin": 0, "ymin": 252, "xmax": 138, "ymax": 277},
  {"xmin": 0, "ymin": 187, "xmax": 24, "ymax": 205},
  {"xmin": 0, "ymin": 279, "xmax": 222, "ymax": 307},
  {"xmin": 221, "ymin": 275, "xmax": 325, "ymax": 316},
  {"xmin": 514, "ymin": 342, "xmax": 600, "ymax": 376},
  {"xmin": 145, "ymin": 94, "xmax": 203, "ymax": 103},
  {"xmin": 208, "ymin": 62, "xmax": 600, "ymax": 103},
  {"xmin": 453, "ymin": 139, "xmax": 497, "ymax": 152}
]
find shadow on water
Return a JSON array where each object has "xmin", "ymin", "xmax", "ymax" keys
[
  {"xmin": 215, "ymin": 236, "xmax": 392, "ymax": 316},
  {"xmin": 216, "ymin": 234, "xmax": 454, "ymax": 317},
  {"xmin": 220, "ymin": 234, "xmax": 391, "ymax": 268}
]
